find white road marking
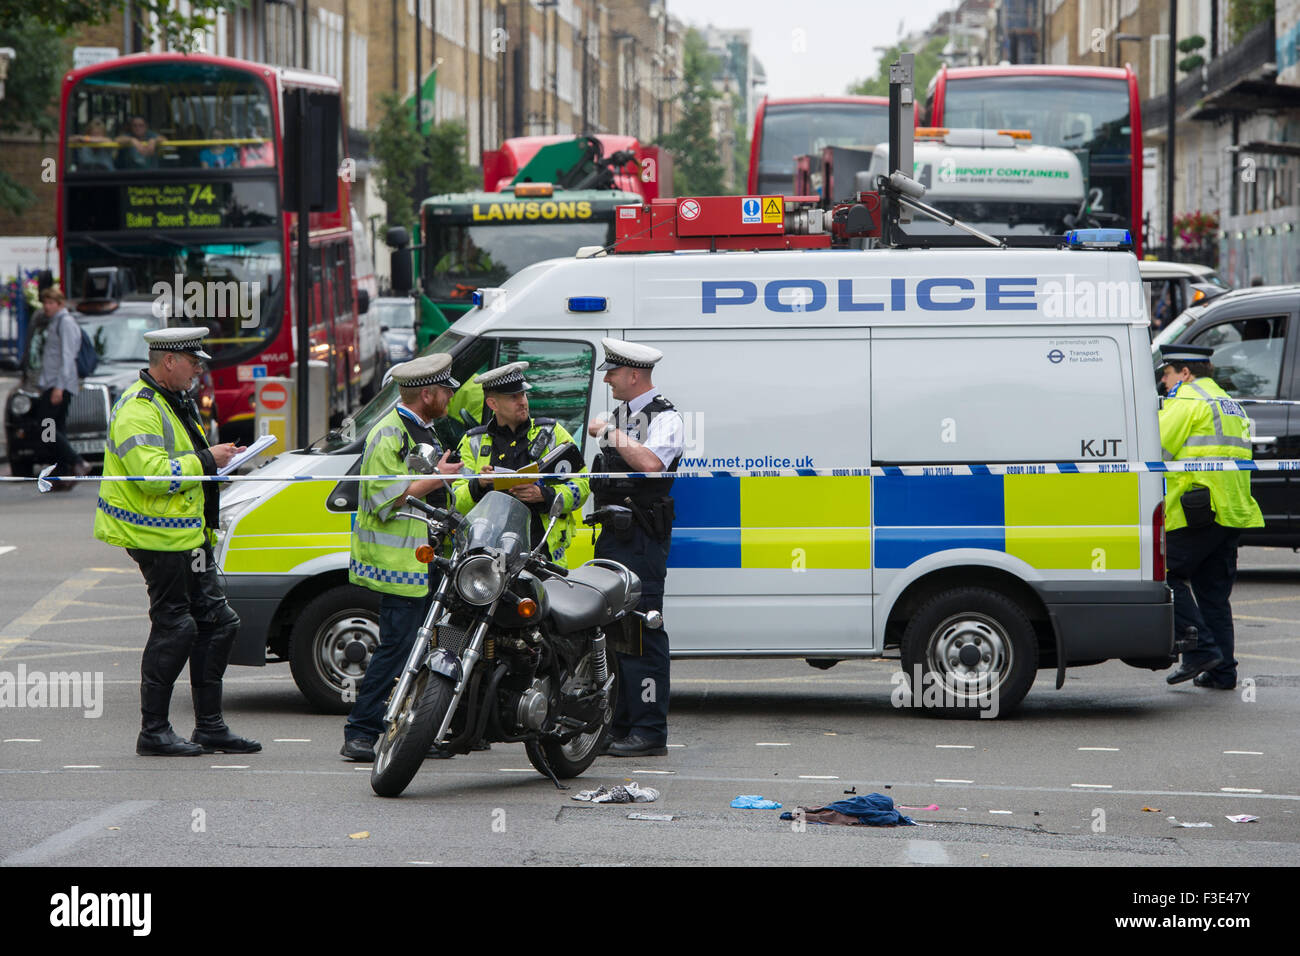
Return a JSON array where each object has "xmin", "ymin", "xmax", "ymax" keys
[
  {"xmin": 1224, "ymin": 751, "xmax": 1263, "ymax": 755},
  {"xmin": 989, "ymin": 810, "xmax": 1013, "ymax": 814},
  {"xmin": 0, "ymin": 547, "xmax": 15, "ymax": 557},
  {"xmin": 666, "ymin": 744, "xmax": 686, "ymax": 749},
  {"xmin": 903, "ymin": 840, "xmax": 950, "ymax": 864},
  {"xmin": 211, "ymin": 765, "xmax": 249, "ymax": 770},
  {"xmin": 1, "ymin": 799, "xmax": 157, "ymax": 865},
  {"xmin": 756, "ymin": 742, "xmax": 790, "ymax": 747},
  {"xmin": 936, "ymin": 744, "xmax": 974, "ymax": 749},
  {"xmin": 935, "ymin": 778, "xmax": 973, "ymax": 784},
  {"xmin": 0, "ymin": 571, "xmax": 105, "ymax": 660},
  {"xmin": 498, "ymin": 768, "xmax": 535, "ymax": 773},
  {"xmin": 3, "ymin": 738, "xmax": 40, "ymax": 743},
  {"xmin": 406, "ymin": 861, "xmax": 438, "ymax": 865},
  {"xmin": 274, "ymin": 738, "xmax": 312, "ymax": 743},
  {"xmin": 631, "ymin": 769, "xmax": 675, "ymax": 775},
  {"xmin": 1221, "ymin": 787, "xmax": 1263, "ymax": 793},
  {"xmin": 50, "ymin": 614, "xmax": 149, "ymax": 625},
  {"xmin": 1078, "ymin": 747, "xmax": 1120, "ymax": 751},
  {"xmin": 1071, "ymin": 783, "xmax": 1113, "ymax": 789},
  {"xmin": 798, "ymin": 774, "xmax": 838, "ymax": 779},
  {"xmin": 62, "ymin": 765, "xmax": 101, "ymax": 769}
]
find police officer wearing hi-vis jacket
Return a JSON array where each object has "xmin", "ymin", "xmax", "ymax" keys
[
  {"xmin": 587, "ymin": 338, "xmax": 683, "ymax": 758},
  {"xmin": 342, "ymin": 354, "xmax": 463, "ymax": 762},
  {"xmin": 452, "ymin": 362, "xmax": 589, "ymax": 564},
  {"xmin": 92, "ymin": 328, "xmax": 258, "ymax": 756},
  {"xmin": 1157, "ymin": 344, "xmax": 1264, "ymax": 690}
]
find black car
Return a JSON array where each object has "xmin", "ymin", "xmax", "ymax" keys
[
  {"xmin": 1153, "ymin": 284, "xmax": 1300, "ymax": 546},
  {"xmin": 5, "ymin": 303, "xmax": 220, "ymax": 477}
]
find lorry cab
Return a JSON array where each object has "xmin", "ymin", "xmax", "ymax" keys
[{"xmin": 219, "ymin": 206, "xmax": 1174, "ymax": 717}]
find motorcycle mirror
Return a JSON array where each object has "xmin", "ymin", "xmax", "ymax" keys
[
  {"xmin": 549, "ymin": 495, "xmax": 567, "ymax": 519},
  {"xmin": 405, "ymin": 442, "xmax": 439, "ymax": 475},
  {"xmin": 643, "ymin": 609, "xmax": 664, "ymax": 629}
]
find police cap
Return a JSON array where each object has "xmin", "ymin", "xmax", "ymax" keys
[
  {"xmin": 143, "ymin": 327, "xmax": 212, "ymax": 362},
  {"xmin": 1157, "ymin": 344, "xmax": 1214, "ymax": 369},
  {"xmin": 475, "ymin": 361, "xmax": 532, "ymax": 394},
  {"xmin": 391, "ymin": 353, "xmax": 459, "ymax": 389},
  {"xmin": 597, "ymin": 337, "xmax": 663, "ymax": 371}
]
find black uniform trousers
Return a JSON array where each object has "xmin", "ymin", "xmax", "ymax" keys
[
  {"xmin": 1166, "ymin": 522, "xmax": 1241, "ymax": 686},
  {"xmin": 596, "ymin": 523, "xmax": 671, "ymax": 744},
  {"xmin": 126, "ymin": 543, "xmax": 241, "ymax": 733}
]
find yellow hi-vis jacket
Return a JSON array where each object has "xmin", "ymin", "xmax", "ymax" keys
[
  {"xmin": 93, "ymin": 376, "xmax": 213, "ymax": 551},
  {"xmin": 1159, "ymin": 376, "xmax": 1264, "ymax": 532},
  {"xmin": 349, "ymin": 406, "xmax": 440, "ymax": 597}
]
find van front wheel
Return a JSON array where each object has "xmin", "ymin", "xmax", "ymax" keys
[{"xmin": 900, "ymin": 587, "xmax": 1037, "ymax": 719}]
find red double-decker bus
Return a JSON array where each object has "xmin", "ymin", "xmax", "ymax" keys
[
  {"xmin": 924, "ymin": 64, "xmax": 1143, "ymax": 255},
  {"xmin": 58, "ymin": 53, "xmax": 361, "ymax": 443},
  {"xmin": 747, "ymin": 95, "xmax": 891, "ymax": 197}
]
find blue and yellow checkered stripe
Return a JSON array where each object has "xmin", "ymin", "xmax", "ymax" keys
[{"xmin": 668, "ymin": 473, "xmax": 1141, "ymax": 571}]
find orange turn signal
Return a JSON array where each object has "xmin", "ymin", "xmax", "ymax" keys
[
  {"xmin": 1192, "ymin": 288, "xmax": 1206, "ymax": 303},
  {"xmin": 414, "ymin": 545, "xmax": 436, "ymax": 563},
  {"xmin": 996, "ymin": 128, "xmax": 1033, "ymax": 140},
  {"xmin": 513, "ymin": 182, "xmax": 554, "ymax": 197},
  {"xmin": 516, "ymin": 598, "xmax": 538, "ymax": 618}
]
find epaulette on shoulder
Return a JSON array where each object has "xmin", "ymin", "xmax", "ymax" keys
[
  {"xmin": 136, "ymin": 387, "xmax": 155, "ymax": 401},
  {"xmin": 466, "ymin": 424, "xmax": 491, "ymax": 436},
  {"xmin": 533, "ymin": 417, "xmax": 557, "ymax": 427}
]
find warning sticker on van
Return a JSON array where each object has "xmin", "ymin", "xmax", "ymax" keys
[{"xmin": 762, "ymin": 197, "xmax": 783, "ymax": 224}]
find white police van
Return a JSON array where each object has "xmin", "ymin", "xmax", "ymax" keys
[{"xmin": 217, "ymin": 192, "xmax": 1174, "ymax": 717}]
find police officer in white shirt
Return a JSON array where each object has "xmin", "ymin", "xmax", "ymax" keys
[{"xmin": 587, "ymin": 338, "xmax": 684, "ymax": 757}]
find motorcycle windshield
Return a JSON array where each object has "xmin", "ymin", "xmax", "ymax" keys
[{"xmin": 455, "ymin": 490, "xmax": 532, "ymax": 561}]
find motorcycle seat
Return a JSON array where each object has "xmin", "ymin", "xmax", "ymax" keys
[{"xmin": 542, "ymin": 564, "xmax": 632, "ymax": 634}]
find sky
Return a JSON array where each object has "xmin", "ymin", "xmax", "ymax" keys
[{"xmin": 672, "ymin": 0, "xmax": 962, "ymax": 99}]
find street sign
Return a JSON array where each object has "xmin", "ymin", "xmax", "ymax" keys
[
  {"xmin": 74, "ymin": 47, "xmax": 120, "ymax": 70},
  {"xmin": 259, "ymin": 382, "xmax": 288, "ymax": 411}
]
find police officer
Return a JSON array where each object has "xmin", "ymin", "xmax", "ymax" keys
[
  {"xmin": 341, "ymin": 354, "xmax": 463, "ymax": 761},
  {"xmin": 1158, "ymin": 344, "xmax": 1264, "ymax": 689},
  {"xmin": 586, "ymin": 338, "xmax": 683, "ymax": 757},
  {"xmin": 452, "ymin": 362, "xmax": 589, "ymax": 563},
  {"xmin": 93, "ymin": 328, "xmax": 258, "ymax": 756}
]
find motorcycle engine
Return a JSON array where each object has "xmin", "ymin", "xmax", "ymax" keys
[{"xmin": 511, "ymin": 676, "xmax": 551, "ymax": 732}]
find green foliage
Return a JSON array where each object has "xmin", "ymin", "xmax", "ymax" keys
[
  {"xmin": 656, "ymin": 28, "xmax": 727, "ymax": 197},
  {"xmin": 0, "ymin": 16, "xmax": 66, "ymax": 214},
  {"xmin": 423, "ymin": 119, "xmax": 477, "ymax": 198},
  {"xmin": 371, "ymin": 91, "xmax": 423, "ymax": 228},
  {"xmin": 848, "ymin": 36, "xmax": 948, "ymax": 98},
  {"xmin": 1176, "ymin": 34, "xmax": 1206, "ymax": 53},
  {"xmin": 1179, "ymin": 54, "xmax": 1206, "ymax": 72},
  {"xmin": 0, "ymin": 0, "xmax": 247, "ymax": 51},
  {"xmin": 1228, "ymin": 0, "xmax": 1275, "ymax": 44}
]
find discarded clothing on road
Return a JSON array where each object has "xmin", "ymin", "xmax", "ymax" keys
[
  {"xmin": 779, "ymin": 792, "xmax": 916, "ymax": 826},
  {"xmin": 731, "ymin": 794, "xmax": 782, "ymax": 809},
  {"xmin": 572, "ymin": 782, "xmax": 660, "ymax": 804}
]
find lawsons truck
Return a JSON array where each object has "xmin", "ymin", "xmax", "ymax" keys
[{"xmin": 216, "ymin": 191, "xmax": 1174, "ymax": 717}]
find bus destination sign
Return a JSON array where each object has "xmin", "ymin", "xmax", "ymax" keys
[{"xmin": 125, "ymin": 184, "xmax": 225, "ymax": 229}]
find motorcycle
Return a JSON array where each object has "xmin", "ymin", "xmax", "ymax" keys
[{"xmin": 369, "ymin": 469, "xmax": 660, "ymax": 798}]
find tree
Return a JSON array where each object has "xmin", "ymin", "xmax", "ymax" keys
[
  {"xmin": 0, "ymin": 16, "xmax": 66, "ymax": 214},
  {"xmin": 848, "ymin": 36, "xmax": 947, "ymax": 100},
  {"xmin": 656, "ymin": 28, "xmax": 727, "ymax": 196},
  {"xmin": 423, "ymin": 120, "xmax": 477, "ymax": 199},
  {"xmin": 731, "ymin": 90, "xmax": 750, "ymax": 191},
  {"xmin": 371, "ymin": 92, "xmax": 423, "ymax": 229},
  {"xmin": 0, "ymin": 1, "xmax": 246, "ymax": 51}
]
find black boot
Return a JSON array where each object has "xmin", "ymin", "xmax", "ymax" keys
[
  {"xmin": 137, "ymin": 682, "xmax": 202, "ymax": 756},
  {"xmin": 191, "ymin": 683, "xmax": 262, "ymax": 754}
]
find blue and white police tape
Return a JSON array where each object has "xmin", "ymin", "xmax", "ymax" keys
[{"xmin": 9, "ymin": 457, "xmax": 1300, "ymax": 493}]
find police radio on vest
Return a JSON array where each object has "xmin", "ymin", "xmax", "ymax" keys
[{"xmin": 702, "ymin": 277, "xmax": 1039, "ymax": 314}]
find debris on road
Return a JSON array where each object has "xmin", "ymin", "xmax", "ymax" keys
[
  {"xmin": 779, "ymin": 792, "xmax": 916, "ymax": 827},
  {"xmin": 1167, "ymin": 817, "xmax": 1213, "ymax": 828},
  {"xmin": 1226, "ymin": 814, "xmax": 1260, "ymax": 823},
  {"xmin": 572, "ymin": 782, "xmax": 660, "ymax": 804},
  {"xmin": 731, "ymin": 794, "xmax": 782, "ymax": 809}
]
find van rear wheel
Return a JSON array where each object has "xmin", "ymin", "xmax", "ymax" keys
[{"xmin": 900, "ymin": 587, "xmax": 1037, "ymax": 719}]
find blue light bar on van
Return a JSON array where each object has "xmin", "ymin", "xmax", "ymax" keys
[
  {"xmin": 471, "ymin": 290, "xmax": 483, "ymax": 306},
  {"xmin": 1065, "ymin": 228, "xmax": 1133, "ymax": 250},
  {"xmin": 567, "ymin": 296, "xmax": 607, "ymax": 313}
]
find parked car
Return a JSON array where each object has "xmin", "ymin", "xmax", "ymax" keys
[
  {"xmin": 1139, "ymin": 259, "xmax": 1231, "ymax": 332},
  {"xmin": 354, "ymin": 290, "xmax": 386, "ymax": 402},
  {"xmin": 1153, "ymin": 284, "xmax": 1300, "ymax": 547},
  {"xmin": 4, "ymin": 303, "xmax": 219, "ymax": 477},
  {"xmin": 371, "ymin": 296, "xmax": 417, "ymax": 368}
]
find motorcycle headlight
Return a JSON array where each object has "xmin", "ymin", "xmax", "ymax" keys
[
  {"xmin": 455, "ymin": 553, "xmax": 506, "ymax": 606},
  {"xmin": 11, "ymin": 393, "xmax": 32, "ymax": 416}
]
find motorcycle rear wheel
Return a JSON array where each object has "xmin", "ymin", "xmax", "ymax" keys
[
  {"xmin": 525, "ymin": 653, "xmax": 618, "ymax": 779},
  {"xmin": 370, "ymin": 669, "xmax": 453, "ymax": 798}
]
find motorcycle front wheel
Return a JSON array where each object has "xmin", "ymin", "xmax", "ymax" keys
[
  {"xmin": 525, "ymin": 652, "xmax": 618, "ymax": 780},
  {"xmin": 370, "ymin": 668, "xmax": 454, "ymax": 798}
]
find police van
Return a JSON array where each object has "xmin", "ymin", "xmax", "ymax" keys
[{"xmin": 217, "ymin": 189, "xmax": 1174, "ymax": 716}]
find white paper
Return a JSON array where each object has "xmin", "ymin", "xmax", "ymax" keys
[{"xmin": 218, "ymin": 434, "xmax": 277, "ymax": 475}]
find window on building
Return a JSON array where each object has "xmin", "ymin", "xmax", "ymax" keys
[{"xmin": 349, "ymin": 33, "xmax": 368, "ymax": 128}]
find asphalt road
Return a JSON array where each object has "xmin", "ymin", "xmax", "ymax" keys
[{"xmin": 1, "ymin": 480, "xmax": 1297, "ymax": 867}]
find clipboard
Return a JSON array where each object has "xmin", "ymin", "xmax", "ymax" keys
[{"xmin": 218, "ymin": 434, "xmax": 278, "ymax": 475}]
